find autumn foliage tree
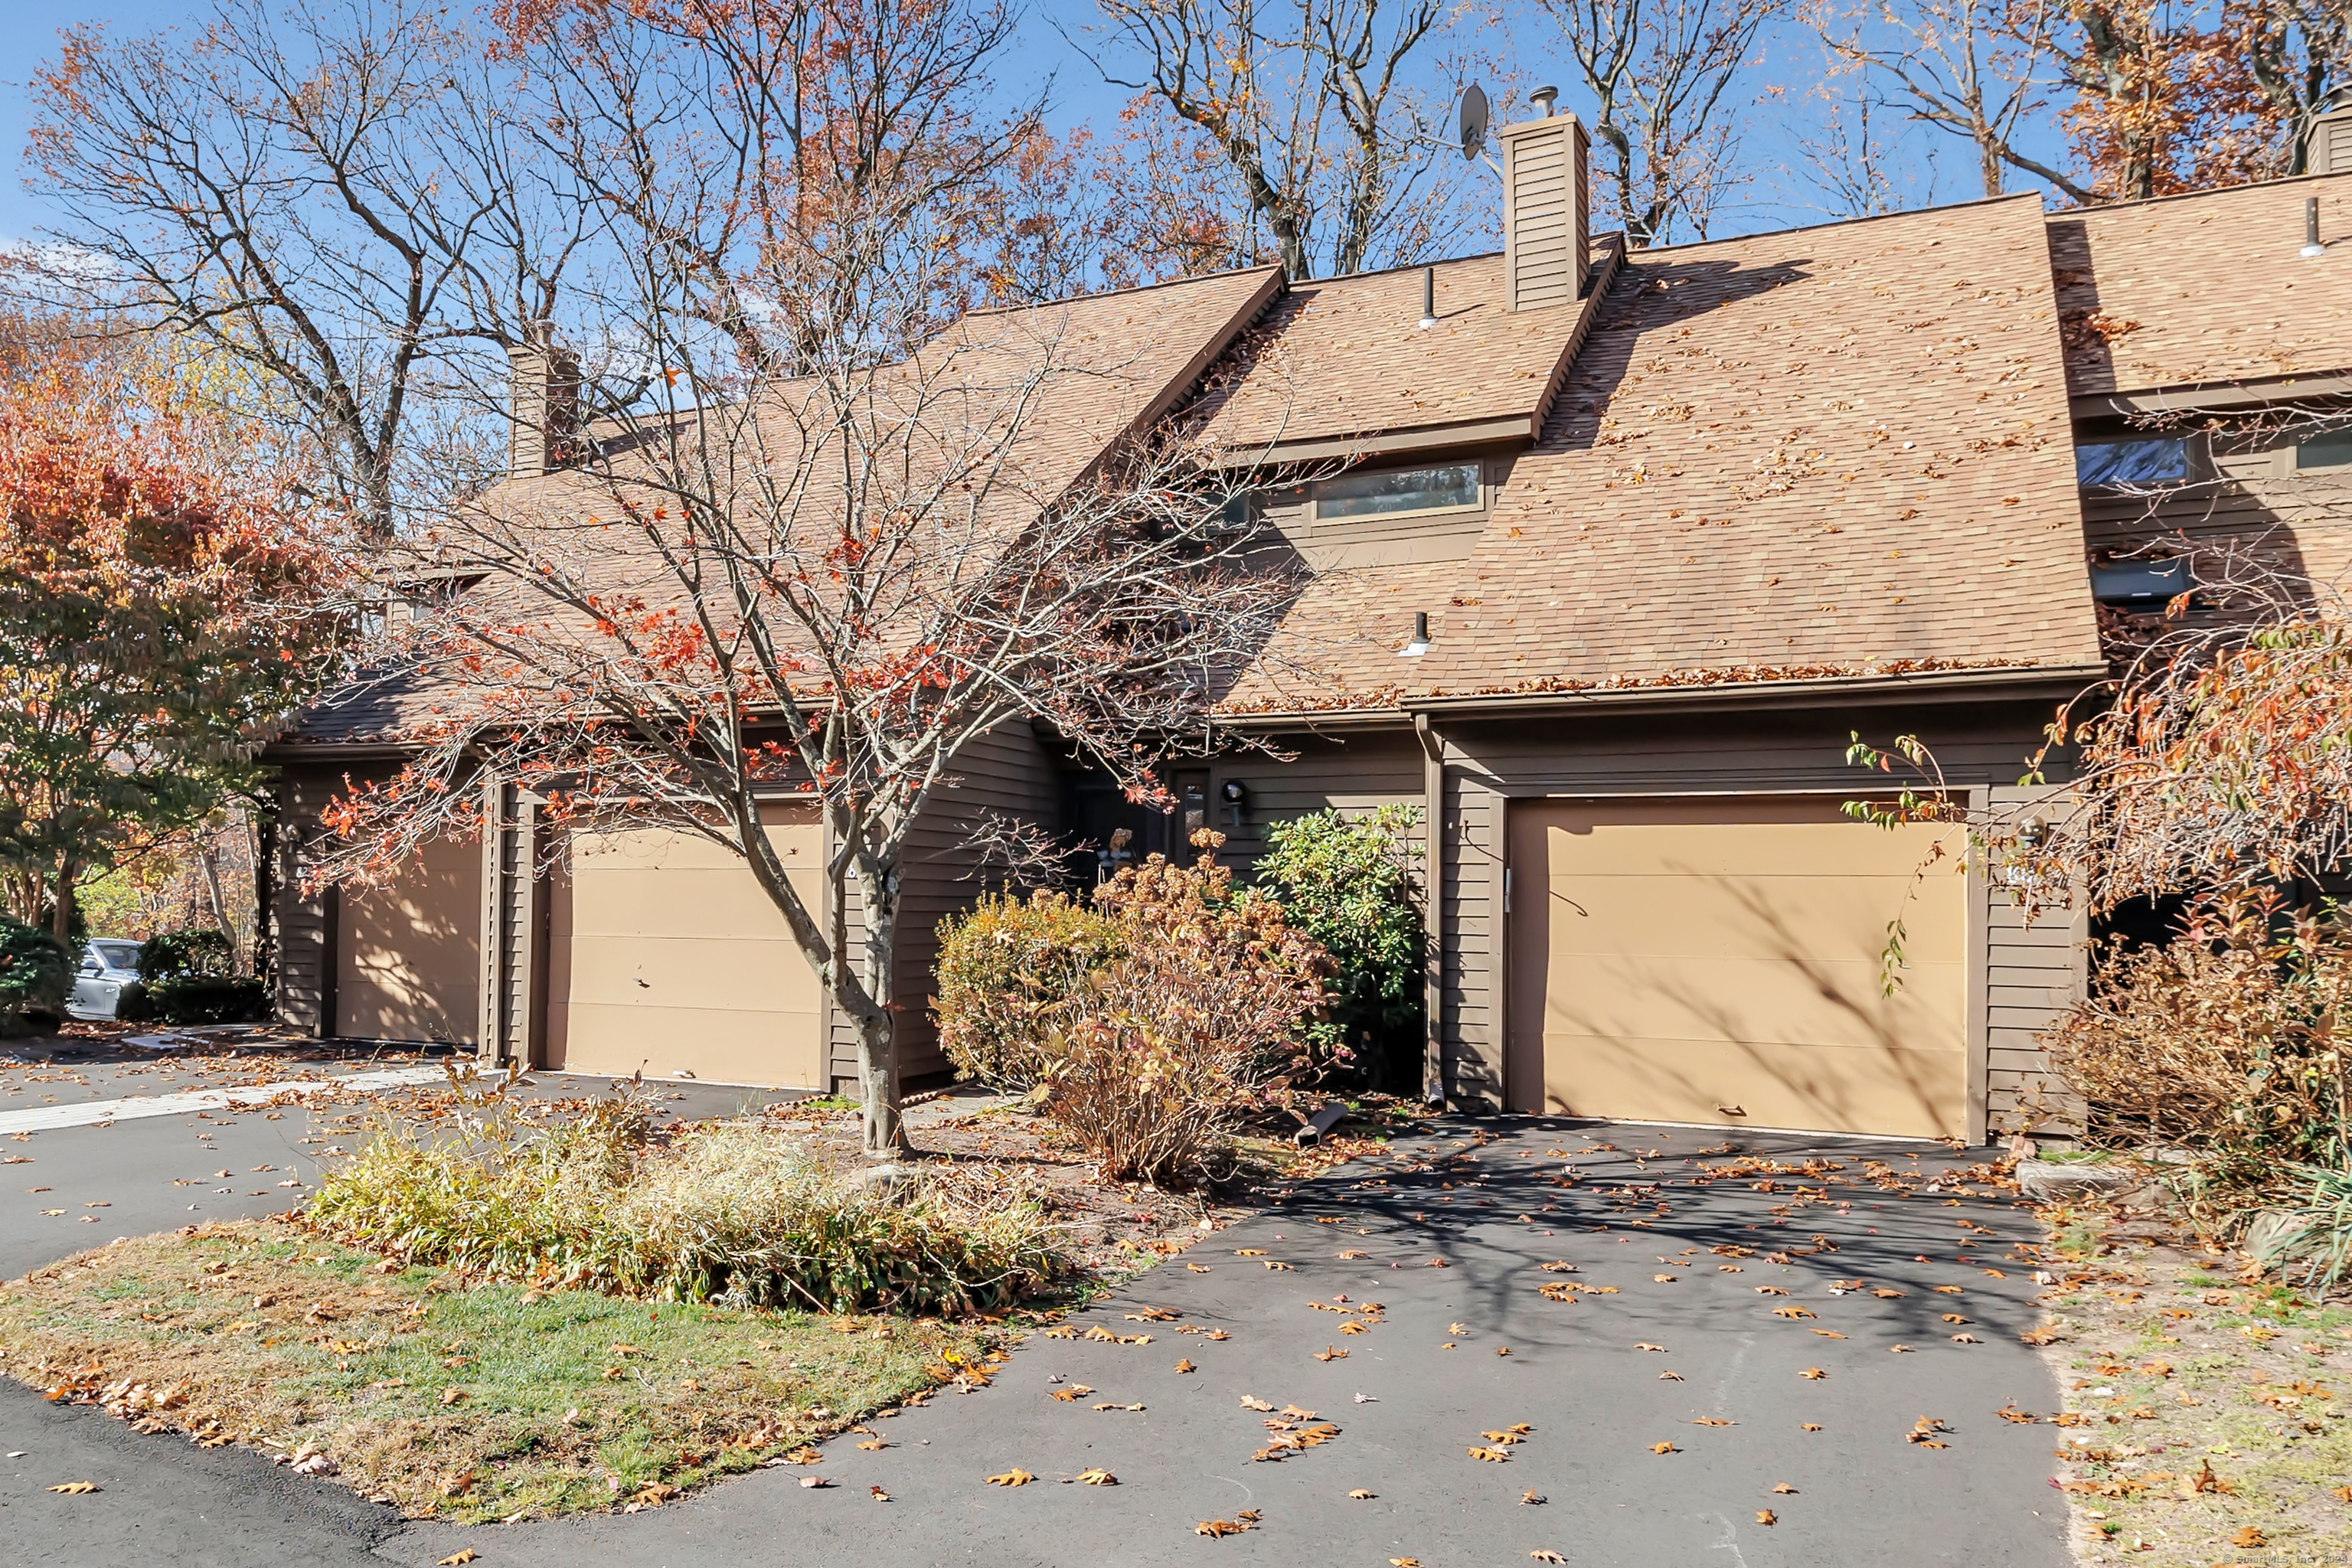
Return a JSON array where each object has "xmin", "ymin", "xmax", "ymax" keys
[
  {"xmin": 301, "ymin": 0, "xmax": 1302, "ymax": 1156},
  {"xmin": 0, "ymin": 333, "xmax": 343, "ymax": 943}
]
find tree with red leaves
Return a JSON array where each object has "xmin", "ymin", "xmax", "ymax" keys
[
  {"xmin": 302, "ymin": 0, "xmax": 1302, "ymax": 1157},
  {"xmin": 0, "ymin": 332, "xmax": 345, "ymax": 943}
]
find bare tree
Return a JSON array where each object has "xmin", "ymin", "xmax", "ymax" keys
[
  {"xmin": 1077, "ymin": 0, "xmax": 1475, "ymax": 279},
  {"xmin": 1807, "ymin": 0, "xmax": 2086, "ymax": 200},
  {"xmin": 1780, "ymin": 65, "xmax": 1944, "ymax": 214},
  {"xmin": 28, "ymin": 0, "xmax": 585, "ymax": 540},
  {"xmin": 307, "ymin": 0, "xmax": 1304, "ymax": 1158},
  {"xmin": 1538, "ymin": 0, "xmax": 1791, "ymax": 247}
]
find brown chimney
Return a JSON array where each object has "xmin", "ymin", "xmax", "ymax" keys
[
  {"xmin": 508, "ymin": 328, "xmax": 580, "ymax": 478},
  {"xmin": 2308, "ymin": 86, "xmax": 2352, "ymax": 176},
  {"xmin": 1498, "ymin": 95, "xmax": 1589, "ymax": 312}
]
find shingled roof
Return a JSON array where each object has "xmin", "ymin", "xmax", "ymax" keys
[
  {"xmin": 2049, "ymin": 172, "xmax": 2352, "ymax": 400},
  {"xmin": 1216, "ymin": 193, "xmax": 2109, "ymax": 713},
  {"xmin": 278, "ymin": 264, "xmax": 1283, "ymax": 749}
]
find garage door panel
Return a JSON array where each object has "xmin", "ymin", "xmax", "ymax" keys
[
  {"xmin": 548, "ymin": 1003, "xmax": 823, "ymax": 1086},
  {"xmin": 560, "ymin": 934, "xmax": 823, "ymax": 1013},
  {"xmin": 1530, "ymin": 816, "xmax": 1958, "ymax": 878},
  {"xmin": 544, "ymin": 806, "xmax": 825, "ymax": 1089},
  {"xmin": 1508, "ymin": 796, "xmax": 1968, "ymax": 1137},
  {"xmin": 1534, "ymin": 1034, "xmax": 1966, "ymax": 1139},
  {"xmin": 1539, "ymin": 955, "xmax": 1964, "ymax": 1052},
  {"xmin": 336, "ymin": 835, "xmax": 481, "ymax": 1045},
  {"xmin": 1534, "ymin": 874, "xmax": 1964, "ymax": 962}
]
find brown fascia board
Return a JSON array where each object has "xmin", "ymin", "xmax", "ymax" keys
[
  {"xmin": 2070, "ymin": 368, "xmax": 2352, "ymax": 420},
  {"xmin": 1396, "ymin": 664, "xmax": 2111, "ymax": 721},
  {"xmin": 1210, "ymin": 237, "xmax": 1628, "ymax": 471},
  {"xmin": 1217, "ymin": 663, "xmax": 2109, "ymax": 732}
]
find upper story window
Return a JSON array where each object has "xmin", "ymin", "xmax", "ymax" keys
[
  {"xmin": 2076, "ymin": 437, "xmax": 2188, "ymax": 488},
  {"xmin": 1311, "ymin": 462, "xmax": 1484, "ymax": 519},
  {"xmin": 2297, "ymin": 429, "xmax": 2352, "ymax": 471}
]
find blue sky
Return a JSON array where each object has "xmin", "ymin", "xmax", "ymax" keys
[{"xmin": 0, "ymin": 1, "xmax": 2059, "ymax": 254}]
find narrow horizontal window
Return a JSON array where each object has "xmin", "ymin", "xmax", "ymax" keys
[
  {"xmin": 2297, "ymin": 430, "xmax": 2352, "ymax": 471},
  {"xmin": 2075, "ymin": 438, "xmax": 2187, "ymax": 487},
  {"xmin": 1315, "ymin": 462, "xmax": 1482, "ymax": 519}
]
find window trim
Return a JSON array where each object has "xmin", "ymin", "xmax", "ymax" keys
[{"xmin": 1299, "ymin": 459, "xmax": 1489, "ymax": 524}]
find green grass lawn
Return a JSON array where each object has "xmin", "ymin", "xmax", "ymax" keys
[{"xmin": 0, "ymin": 1220, "xmax": 1008, "ymax": 1521}]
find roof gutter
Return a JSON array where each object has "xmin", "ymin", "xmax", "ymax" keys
[
  {"xmin": 1215, "ymin": 662, "xmax": 2110, "ymax": 730},
  {"xmin": 1396, "ymin": 663, "xmax": 2111, "ymax": 720}
]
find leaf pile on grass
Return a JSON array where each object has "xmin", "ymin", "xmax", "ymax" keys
[
  {"xmin": 306, "ymin": 1096, "xmax": 1070, "ymax": 1314},
  {"xmin": 2032, "ymin": 1211, "xmax": 2352, "ymax": 1564},
  {"xmin": 0, "ymin": 1223, "xmax": 1006, "ymax": 1521}
]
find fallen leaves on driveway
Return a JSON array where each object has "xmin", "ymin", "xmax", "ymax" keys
[{"xmin": 984, "ymin": 1468, "xmax": 1034, "ymax": 1486}]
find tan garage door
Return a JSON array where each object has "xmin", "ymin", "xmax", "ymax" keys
[
  {"xmin": 1505, "ymin": 796, "xmax": 1967, "ymax": 1138},
  {"xmin": 336, "ymin": 835, "xmax": 482, "ymax": 1044},
  {"xmin": 543, "ymin": 804, "xmax": 826, "ymax": 1088}
]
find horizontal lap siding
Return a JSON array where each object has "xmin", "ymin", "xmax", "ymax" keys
[
  {"xmin": 270, "ymin": 765, "xmax": 381, "ymax": 1037},
  {"xmin": 831, "ymin": 720, "xmax": 1062, "ymax": 1095},
  {"xmin": 1207, "ymin": 733, "xmax": 1426, "ymax": 877},
  {"xmin": 1983, "ymin": 783, "xmax": 2088, "ymax": 1133}
]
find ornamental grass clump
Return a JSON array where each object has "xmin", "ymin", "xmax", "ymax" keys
[{"xmin": 309, "ymin": 1093, "xmax": 1064, "ymax": 1315}]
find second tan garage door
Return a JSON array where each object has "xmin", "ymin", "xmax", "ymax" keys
[
  {"xmin": 542, "ymin": 804, "xmax": 827, "ymax": 1088},
  {"xmin": 1505, "ymin": 796, "xmax": 1968, "ymax": 1138}
]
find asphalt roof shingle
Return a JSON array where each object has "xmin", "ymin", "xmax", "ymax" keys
[{"xmin": 1217, "ymin": 194, "xmax": 2108, "ymax": 711}]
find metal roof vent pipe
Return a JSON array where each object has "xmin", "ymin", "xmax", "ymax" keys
[
  {"xmin": 1400, "ymin": 610, "xmax": 1432, "ymax": 658},
  {"xmin": 2303, "ymin": 195, "xmax": 2327, "ymax": 259},
  {"xmin": 1418, "ymin": 265, "xmax": 1438, "ymax": 328}
]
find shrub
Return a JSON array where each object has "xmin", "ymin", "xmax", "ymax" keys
[
  {"xmin": 117, "ymin": 975, "xmax": 271, "ymax": 1025},
  {"xmin": 308, "ymin": 1088, "xmax": 1067, "ymax": 1315},
  {"xmin": 934, "ymin": 892, "xmax": 1126, "ymax": 1089},
  {"xmin": 2042, "ymin": 888, "xmax": 2352, "ymax": 1194},
  {"xmin": 0, "ymin": 914, "xmax": 69, "ymax": 1036},
  {"xmin": 1037, "ymin": 837, "xmax": 1329, "ymax": 1184},
  {"xmin": 1257, "ymin": 805, "xmax": 1425, "ymax": 1092},
  {"xmin": 141, "ymin": 927, "xmax": 235, "ymax": 978},
  {"xmin": 116, "ymin": 926, "xmax": 269, "ymax": 1025}
]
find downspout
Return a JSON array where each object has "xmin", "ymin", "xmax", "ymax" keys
[{"xmin": 1415, "ymin": 712, "xmax": 1446, "ymax": 1108}]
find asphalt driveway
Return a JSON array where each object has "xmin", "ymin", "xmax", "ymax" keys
[
  {"xmin": 1, "ymin": 1084, "xmax": 2070, "ymax": 1568},
  {"xmin": 390, "ymin": 1119, "xmax": 2069, "ymax": 1568}
]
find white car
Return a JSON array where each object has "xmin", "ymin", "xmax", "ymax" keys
[{"xmin": 67, "ymin": 939, "xmax": 145, "ymax": 1021}]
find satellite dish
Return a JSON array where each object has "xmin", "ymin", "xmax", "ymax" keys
[{"xmin": 1459, "ymin": 83, "xmax": 1490, "ymax": 162}]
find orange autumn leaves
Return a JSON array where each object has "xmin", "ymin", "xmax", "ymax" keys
[{"xmin": 0, "ymin": 347, "xmax": 341, "ymax": 890}]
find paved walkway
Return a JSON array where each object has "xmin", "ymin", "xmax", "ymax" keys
[
  {"xmin": 371, "ymin": 1120, "xmax": 2069, "ymax": 1568},
  {"xmin": 0, "ymin": 1067, "xmax": 446, "ymax": 1136}
]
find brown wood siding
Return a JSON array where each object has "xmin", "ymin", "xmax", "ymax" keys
[
  {"xmin": 1259, "ymin": 462, "xmax": 1498, "ymax": 570},
  {"xmin": 830, "ymin": 720, "xmax": 1063, "ymax": 1094},
  {"xmin": 1205, "ymin": 733, "xmax": 1426, "ymax": 877},
  {"xmin": 2080, "ymin": 430, "xmax": 2352, "ymax": 615},
  {"xmin": 268, "ymin": 765, "xmax": 375, "ymax": 1037}
]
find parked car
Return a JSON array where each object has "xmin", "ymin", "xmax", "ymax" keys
[{"xmin": 67, "ymin": 939, "xmax": 145, "ymax": 1021}]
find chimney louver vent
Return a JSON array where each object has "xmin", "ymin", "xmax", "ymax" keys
[
  {"xmin": 1499, "ymin": 106, "xmax": 1589, "ymax": 312},
  {"xmin": 2308, "ymin": 86, "xmax": 2352, "ymax": 175}
]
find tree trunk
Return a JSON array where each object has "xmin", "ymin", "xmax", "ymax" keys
[
  {"xmin": 51, "ymin": 859, "xmax": 75, "ymax": 946},
  {"xmin": 855, "ymin": 866, "xmax": 908, "ymax": 1157},
  {"xmin": 199, "ymin": 838, "xmax": 233, "ymax": 960}
]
